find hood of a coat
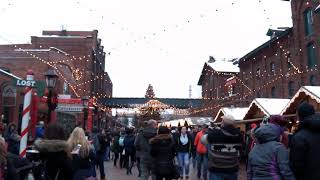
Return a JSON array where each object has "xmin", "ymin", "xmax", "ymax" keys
[
  {"xmin": 149, "ymin": 134, "xmax": 172, "ymax": 145},
  {"xmin": 300, "ymin": 113, "xmax": 320, "ymax": 131},
  {"xmin": 142, "ymin": 127, "xmax": 157, "ymax": 139},
  {"xmin": 34, "ymin": 139, "xmax": 70, "ymax": 153},
  {"xmin": 254, "ymin": 124, "xmax": 281, "ymax": 144}
]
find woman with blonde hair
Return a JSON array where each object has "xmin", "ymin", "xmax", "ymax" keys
[{"xmin": 67, "ymin": 127, "xmax": 95, "ymax": 179}]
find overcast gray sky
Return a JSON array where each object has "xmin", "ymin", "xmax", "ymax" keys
[{"xmin": 0, "ymin": 0, "xmax": 292, "ymax": 98}]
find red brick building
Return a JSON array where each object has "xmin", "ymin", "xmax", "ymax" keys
[
  {"xmin": 0, "ymin": 30, "xmax": 112, "ymax": 131},
  {"xmin": 198, "ymin": 1, "xmax": 320, "ymax": 118},
  {"xmin": 197, "ymin": 57, "xmax": 240, "ymax": 116}
]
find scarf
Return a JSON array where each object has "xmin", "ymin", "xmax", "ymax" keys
[{"xmin": 180, "ymin": 134, "xmax": 188, "ymax": 145}]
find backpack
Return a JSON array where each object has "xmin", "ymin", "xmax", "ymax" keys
[{"xmin": 119, "ymin": 136, "xmax": 125, "ymax": 147}]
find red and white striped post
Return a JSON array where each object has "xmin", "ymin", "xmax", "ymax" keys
[{"xmin": 19, "ymin": 70, "xmax": 34, "ymax": 158}]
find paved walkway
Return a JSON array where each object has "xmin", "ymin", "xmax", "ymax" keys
[{"xmin": 100, "ymin": 161, "xmax": 246, "ymax": 180}]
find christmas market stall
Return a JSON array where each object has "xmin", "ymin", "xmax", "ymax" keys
[
  {"xmin": 241, "ymin": 98, "xmax": 290, "ymax": 130},
  {"xmin": 213, "ymin": 107, "xmax": 249, "ymax": 131},
  {"xmin": 281, "ymin": 86, "xmax": 320, "ymax": 132}
]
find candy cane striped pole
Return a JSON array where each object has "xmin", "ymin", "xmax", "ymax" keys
[{"xmin": 19, "ymin": 70, "xmax": 34, "ymax": 158}]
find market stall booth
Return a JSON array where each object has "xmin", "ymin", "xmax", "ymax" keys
[
  {"xmin": 281, "ymin": 86, "xmax": 320, "ymax": 132},
  {"xmin": 213, "ymin": 107, "xmax": 249, "ymax": 131},
  {"xmin": 241, "ymin": 98, "xmax": 290, "ymax": 131}
]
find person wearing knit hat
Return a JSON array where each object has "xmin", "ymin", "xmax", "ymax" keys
[
  {"xmin": 297, "ymin": 102, "xmax": 315, "ymax": 121},
  {"xmin": 290, "ymin": 102, "xmax": 320, "ymax": 180},
  {"xmin": 149, "ymin": 126, "xmax": 177, "ymax": 180},
  {"xmin": 221, "ymin": 114, "xmax": 236, "ymax": 127},
  {"xmin": 202, "ymin": 113, "xmax": 242, "ymax": 180}
]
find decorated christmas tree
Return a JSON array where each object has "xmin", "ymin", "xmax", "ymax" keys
[{"xmin": 145, "ymin": 84, "xmax": 155, "ymax": 98}]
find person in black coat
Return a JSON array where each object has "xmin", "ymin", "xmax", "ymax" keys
[
  {"xmin": 95, "ymin": 129, "xmax": 109, "ymax": 180},
  {"xmin": 124, "ymin": 127, "xmax": 136, "ymax": 175},
  {"xmin": 290, "ymin": 102, "xmax": 320, "ymax": 180},
  {"xmin": 149, "ymin": 126, "xmax": 176, "ymax": 180},
  {"xmin": 34, "ymin": 123, "xmax": 73, "ymax": 180}
]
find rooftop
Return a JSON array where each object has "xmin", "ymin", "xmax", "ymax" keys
[
  {"xmin": 214, "ymin": 107, "xmax": 249, "ymax": 122},
  {"xmin": 207, "ymin": 60, "xmax": 240, "ymax": 73},
  {"xmin": 281, "ymin": 86, "xmax": 320, "ymax": 115},
  {"xmin": 244, "ymin": 98, "xmax": 290, "ymax": 119}
]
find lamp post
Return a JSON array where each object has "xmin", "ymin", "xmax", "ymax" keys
[
  {"xmin": 44, "ymin": 69, "xmax": 58, "ymax": 124},
  {"xmin": 82, "ymin": 96, "xmax": 90, "ymax": 131}
]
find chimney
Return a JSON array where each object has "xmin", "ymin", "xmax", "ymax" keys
[{"xmin": 208, "ymin": 56, "xmax": 216, "ymax": 63}]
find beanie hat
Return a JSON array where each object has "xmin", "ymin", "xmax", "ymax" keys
[
  {"xmin": 158, "ymin": 126, "xmax": 170, "ymax": 135},
  {"xmin": 269, "ymin": 115, "xmax": 288, "ymax": 127},
  {"xmin": 297, "ymin": 102, "xmax": 315, "ymax": 120}
]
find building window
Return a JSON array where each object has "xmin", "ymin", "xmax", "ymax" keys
[
  {"xmin": 256, "ymin": 68, "xmax": 261, "ymax": 77},
  {"xmin": 287, "ymin": 53, "xmax": 292, "ymax": 70},
  {"xmin": 304, "ymin": 9, "xmax": 313, "ymax": 36},
  {"xmin": 287, "ymin": 61, "xmax": 292, "ymax": 70},
  {"xmin": 228, "ymin": 85, "xmax": 235, "ymax": 97},
  {"xmin": 209, "ymin": 76, "xmax": 214, "ymax": 87},
  {"xmin": 310, "ymin": 75, "xmax": 316, "ymax": 86},
  {"xmin": 270, "ymin": 62, "xmax": 275, "ymax": 74},
  {"xmin": 288, "ymin": 81, "xmax": 295, "ymax": 97},
  {"xmin": 271, "ymin": 87, "xmax": 276, "ymax": 98},
  {"xmin": 256, "ymin": 91, "xmax": 261, "ymax": 98},
  {"xmin": 63, "ymin": 82, "xmax": 69, "ymax": 94},
  {"xmin": 307, "ymin": 43, "xmax": 317, "ymax": 67}
]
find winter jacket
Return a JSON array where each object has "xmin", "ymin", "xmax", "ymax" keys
[
  {"xmin": 71, "ymin": 147, "xmax": 95, "ymax": 176},
  {"xmin": 111, "ymin": 134, "xmax": 121, "ymax": 153},
  {"xmin": 96, "ymin": 134, "xmax": 108, "ymax": 155},
  {"xmin": 190, "ymin": 131, "xmax": 197, "ymax": 154},
  {"xmin": 194, "ymin": 130, "xmax": 207, "ymax": 154},
  {"xmin": 124, "ymin": 134, "xmax": 136, "ymax": 155},
  {"xmin": 248, "ymin": 124, "xmax": 295, "ymax": 180},
  {"xmin": 290, "ymin": 113, "xmax": 320, "ymax": 180},
  {"xmin": 35, "ymin": 126, "xmax": 45, "ymax": 139},
  {"xmin": 134, "ymin": 127, "xmax": 157, "ymax": 163},
  {"xmin": 175, "ymin": 133, "xmax": 192, "ymax": 153},
  {"xmin": 34, "ymin": 139, "xmax": 73, "ymax": 180},
  {"xmin": 204, "ymin": 125, "xmax": 242, "ymax": 173},
  {"xmin": 149, "ymin": 134, "xmax": 176, "ymax": 176},
  {"xmin": 7, "ymin": 132, "xmax": 20, "ymax": 155},
  {"xmin": 3, "ymin": 153, "xmax": 31, "ymax": 180}
]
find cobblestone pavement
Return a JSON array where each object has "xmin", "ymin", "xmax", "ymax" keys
[{"xmin": 101, "ymin": 161, "xmax": 246, "ymax": 180}]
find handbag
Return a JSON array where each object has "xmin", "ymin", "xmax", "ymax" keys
[{"xmin": 171, "ymin": 161, "xmax": 180, "ymax": 179}]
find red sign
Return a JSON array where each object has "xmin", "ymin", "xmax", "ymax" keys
[{"xmin": 225, "ymin": 78, "xmax": 236, "ymax": 86}]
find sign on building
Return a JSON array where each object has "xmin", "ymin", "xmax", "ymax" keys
[{"xmin": 2, "ymin": 85, "xmax": 16, "ymax": 106}]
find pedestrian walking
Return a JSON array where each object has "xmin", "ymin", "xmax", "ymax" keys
[
  {"xmin": 67, "ymin": 127, "xmax": 96, "ymax": 179},
  {"xmin": 194, "ymin": 125, "xmax": 208, "ymax": 180},
  {"xmin": 247, "ymin": 123, "xmax": 295, "ymax": 180},
  {"xmin": 34, "ymin": 123, "xmax": 73, "ymax": 180},
  {"xmin": 202, "ymin": 115, "xmax": 242, "ymax": 180},
  {"xmin": 5, "ymin": 124, "xmax": 20, "ymax": 155},
  {"xmin": 95, "ymin": 129, "xmax": 109, "ymax": 180},
  {"xmin": 190, "ymin": 126, "xmax": 199, "ymax": 169},
  {"xmin": 111, "ymin": 130, "xmax": 121, "ymax": 167},
  {"xmin": 290, "ymin": 102, "xmax": 320, "ymax": 180},
  {"xmin": 135, "ymin": 120, "xmax": 157, "ymax": 180},
  {"xmin": 123, "ymin": 127, "xmax": 136, "ymax": 175},
  {"xmin": 175, "ymin": 126, "xmax": 192, "ymax": 179},
  {"xmin": 150, "ymin": 126, "xmax": 177, "ymax": 180},
  {"xmin": 135, "ymin": 128, "xmax": 143, "ymax": 177},
  {"xmin": 119, "ymin": 128, "xmax": 126, "ymax": 169}
]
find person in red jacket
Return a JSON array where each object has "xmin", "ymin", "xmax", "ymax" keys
[{"xmin": 194, "ymin": 125, "xmax": 208, "ymax": 180}]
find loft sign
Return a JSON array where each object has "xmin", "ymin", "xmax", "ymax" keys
[{"xmin": 16, "ymin": 80, "xmax": 36, "ymax": 87}]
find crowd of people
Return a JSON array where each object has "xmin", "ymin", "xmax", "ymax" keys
[{"xmin": 0, "ymin": 102, "xmax": 319, "ymax": 180}]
